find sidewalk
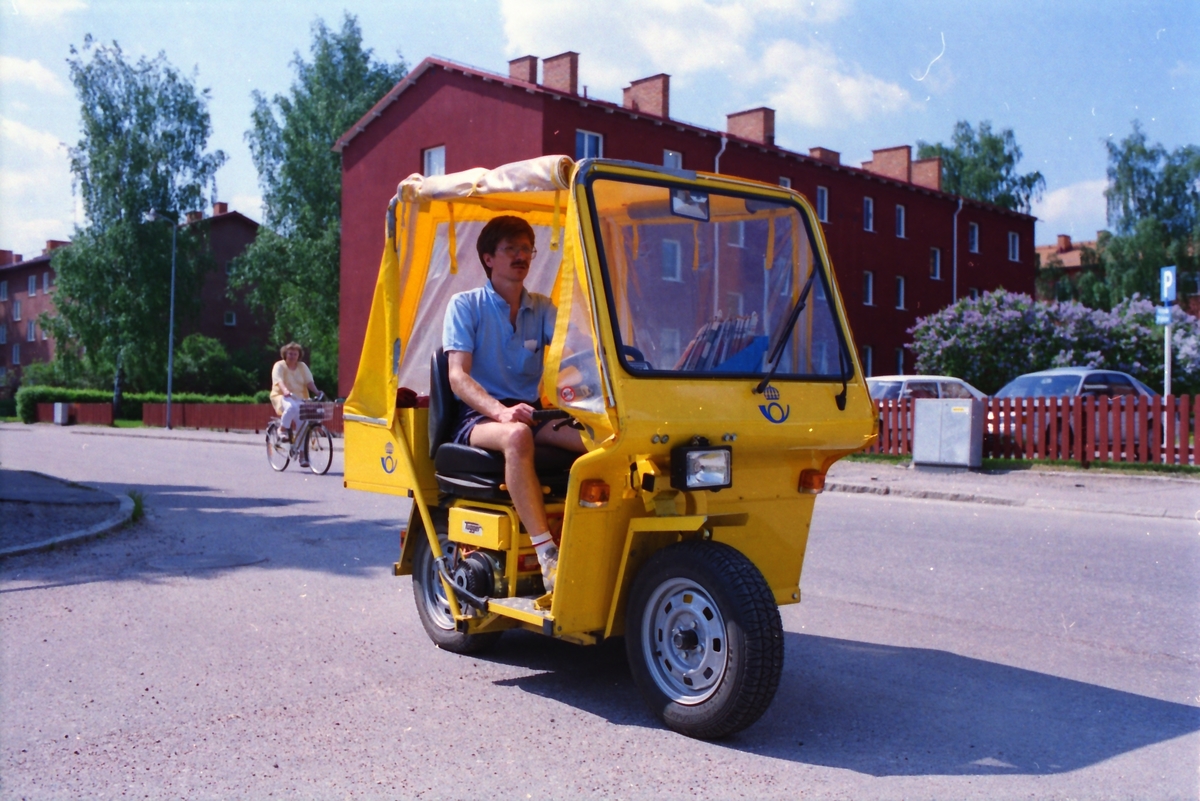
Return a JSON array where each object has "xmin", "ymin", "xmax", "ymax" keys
[
  {"xmin": 0, "ymin": 468, "xmax": 134, "ymax": 557},
  {"xmin": 826, "ymin": 459, "xmax": 1199, "ymax": 521}
]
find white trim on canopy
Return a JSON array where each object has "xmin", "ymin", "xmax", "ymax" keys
[{"xmin": 397, "ymin": 155, "xmax": 574, "ymax": 203}]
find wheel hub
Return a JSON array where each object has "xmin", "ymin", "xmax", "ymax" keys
[{"xmin": 643, "ymin": 579, "xmax": 728, "ymax": 704}]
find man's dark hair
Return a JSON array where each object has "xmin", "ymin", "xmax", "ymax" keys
[{"xmin": 476, "ymin": 215, "xmax": 535, "ymax": 277}]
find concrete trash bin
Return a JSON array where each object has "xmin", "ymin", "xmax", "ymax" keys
[{"xmin": 912, "ymin": 398, "xmax": 982, "ymax": 469}]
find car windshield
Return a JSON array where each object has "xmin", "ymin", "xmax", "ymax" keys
[
  {"xmin": 867, "ymin": 380, "xmax": 901, "ymax": 400},
  {"xmin": 586, "ymin": 176, "xmax": 852, "ymax": 380},
  {"xmin": 995, "ymin": 374, "xmax": 1081, "ymax": 398}
]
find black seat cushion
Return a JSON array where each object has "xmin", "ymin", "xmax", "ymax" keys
[{"xmin": 434, "ymin": 443, "xmax": 579, "ymax": 500}]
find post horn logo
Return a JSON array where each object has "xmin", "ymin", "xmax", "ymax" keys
[
  {"xmin": 757, "ymin": 385, "xmax": 790, "ymax": 423},
  {"xmin": 381, "ymin": 441, "xmax": 397, "ymax": 474}
]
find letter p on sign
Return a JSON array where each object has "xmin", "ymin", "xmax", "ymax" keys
[{"xmin": 1160, "ymin": 265, "xmax": 1176, "ymax": 303}]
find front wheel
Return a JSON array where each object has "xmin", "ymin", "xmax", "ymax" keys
[
  {"xmin": 411, "ymin": 519, "xmax": 502, "ymax": 655},
  {"xmin": 626, "ymin": 540, "xmax": 784, "ymax": 739},
  {"xmin": 266, "ymin": 420, "xmax": 290, "ymax": 471},
  {"xmin": 305, "ymin": 424, "xmax": 334, "ymax": 475}
]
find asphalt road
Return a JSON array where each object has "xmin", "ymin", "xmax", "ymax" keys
[{"xmin": 1, "ymin": 425, "xmax": 1197, "ymax": 799}]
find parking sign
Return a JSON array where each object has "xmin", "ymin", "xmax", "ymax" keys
[{"xmin": 1160, "ymin": 265, "xmax": 1176, "ymax": 303}]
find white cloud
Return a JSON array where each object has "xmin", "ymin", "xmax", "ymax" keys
[
  {"xmin": 0, "ymin": 116, "xmax": 75, "ymax": 255},
  {"xmin": 758, "ymin": 39, "xmax": 913, "ymax": 127},
  {"xmin": 229, "ymin": 193, "xmax": 264, "ymax": 224},
  {"xmin": 6, "ymin": 0, "xmax": 87, "ymax": 22},
  {"xmin": 1031, "ymin": 178, "xmax": 1108, "ymax": 245},
  {"xmin": 0, "ymin": 56, "xmax": 68, "ymax": 95}
]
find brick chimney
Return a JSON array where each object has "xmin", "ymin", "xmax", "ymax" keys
[
  {"xmin": 861, "ymin": 146, "xmax": 912, "ymax": 182},
  {"xmin": 185, "ymin": 210, "xmax": 203, "ymax": 224},
  {"xmin": 809, "ymin": 147, "xmax": 840, "ymax": 165},
  {"xmin": 623, "ymin": 74, "xmax": 670, "ymax": 118},
  {"xmin": 0, "ymin": 250, "xmax": 12, "ymax": 266},
  {"xmin": 43, "ymin": 240, "xmax": 69, "ymax": 255},
  {"xmin": 1057, "ymin": 234, "xmax": 1073, "ymax": 253},
  {"xmin": 542, "ymin": 51, "xmax": 579, "ymax": 95},
  {"xmin": 911, "ymin": 157, "xmax": 941, "ymax": 191},
  {"xmin": 508, "ymin": 55, "xmax": 538, "ymax": 84},
  {"xmin": 726, "ymin": 107, "xmax": 775, "ymax": 145},
  {"xmin": 212, "ymin": 201, "xmax": 228, "ymax": 216}
]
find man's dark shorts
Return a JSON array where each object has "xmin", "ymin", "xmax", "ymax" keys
[{"xmin": 452, "ymin": 398, "xmax": 549, "ymax": 445}]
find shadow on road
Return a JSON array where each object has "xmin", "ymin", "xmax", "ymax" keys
[{"xmin": 482, "ymin": 630, "xmax": 1200, "ymax": 776}]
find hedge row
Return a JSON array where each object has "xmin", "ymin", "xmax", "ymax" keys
[{"xmin": 15, "ymin": 386, "xmax": 271, "ymax": 424}]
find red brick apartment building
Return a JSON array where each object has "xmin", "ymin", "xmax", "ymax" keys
[
  {"xmin": 0, "ymin": 203, "xmax": 267, "ymax": 391},
  {"xmin": 336, "ymin": 52, "xmax": 1036, "ymax": 392}
]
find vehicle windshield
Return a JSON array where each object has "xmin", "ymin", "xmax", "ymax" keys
[
  {"xmin": 995, "ymin": 374, "xmax": 1081, "ymax": 398},
  {"xmin": 586, "ymin": 177, "xmax": 852, "ymax": 380},
  {"xmin": 867, "ymin": 380, "xmax": 901, "ymax": 400}
]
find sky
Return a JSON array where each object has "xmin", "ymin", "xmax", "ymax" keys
[{"xmin": 1, "ymin": 0, "xmax": 1196, "ymax": 258}]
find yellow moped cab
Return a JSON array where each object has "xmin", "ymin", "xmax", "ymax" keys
[{"xmin": 343, "ymin": 155, "xmax": 877, "ymax": 738}]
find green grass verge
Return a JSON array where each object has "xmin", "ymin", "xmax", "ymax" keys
[
  {"xmin": 846, "ymin": 451, "xmax": 1198, "ymax": 478},
  {"xmin": 127, "ymin": 489, "xmax": 145, "ymax": 523},
  {"xmin": 844, "ymin": 452, "xmax": 911, "ymax": 465},
  {"xmin": 113, "ymin": 420, "xmax": 144, "ymax": 428}
]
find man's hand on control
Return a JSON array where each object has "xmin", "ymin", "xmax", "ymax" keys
[{"xmin": 494, "ymin": 402, "xmax": 536, "ymax": 426}]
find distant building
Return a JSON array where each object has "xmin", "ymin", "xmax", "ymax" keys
[
  {"xmin": 1036, "ymin": 233, "xmax": 1100, "ymax": 274},
  {"xmin": 0, "ymin": 203, "xmax": 267, "ymax": 392},
  {"xmin": 336, "ymin": 53, "xmax": 1036, "ymax": 390}
]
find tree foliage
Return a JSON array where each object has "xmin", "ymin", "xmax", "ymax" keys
[
  {"xmin": 909, "ymin": 289, "xmax": 1200, "ymax": 395},
  {"xmin": 917, "ymin": 120, "xmax": 1045, "ymax": 213},
  {"xmin": 46, "ymin": 37, "xmax": 226, "ymax": 396},
  {"xmin": 230, "ymin": 14, "xmax": 406, "ymax": 393}
]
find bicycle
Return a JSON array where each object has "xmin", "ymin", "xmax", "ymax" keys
[{"xmin": 265, "ymin": 393, "xmax": 334, "ymax": 475}]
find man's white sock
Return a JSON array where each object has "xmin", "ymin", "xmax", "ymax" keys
[{"xmin": 529, "ymin": 531, "xmax": 558, "ymax": 593}]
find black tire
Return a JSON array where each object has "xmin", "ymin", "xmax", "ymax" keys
[
  {"xmin": 305, "ymin": 424, "xmax": 334, "ymax": 475},
  {"xmin": 626, "ymin": 540, "xmax": 783, "ymax": 739},
  {"xmin": 266, "ymin": 420, "xmax": 289, "ymax": 472},
  {"xmin": 411, "ymin": 518, "xmax": 502, "ymax": 655}
]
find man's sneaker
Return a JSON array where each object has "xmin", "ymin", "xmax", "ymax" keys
[{"xmin": 299, "ymin": 458, "xmax": 310, "ymax": 468}]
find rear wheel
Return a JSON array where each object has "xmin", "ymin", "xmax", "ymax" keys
[
  {"xmin": 305, "ymin": 424, "xmax": 334, "ymax": 475},
  {"xmin": 626, "ymin": 540, "xmax": 783, "ymax": 739},
  {"xmin": 411, "ymin": 519, "xmax": 502, "ymax": 655},
  {"xmin": 266, "ymin": 420, "xmax": 289, "ymax": 471}
]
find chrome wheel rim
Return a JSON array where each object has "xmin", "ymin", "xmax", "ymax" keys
[
  {"xmin": 641, "ymin": 577, "xmax": 728, "ymax": 704},
  {"xmin": 421, "ymin": 540, "xmax": 458, "ymax": 631}
]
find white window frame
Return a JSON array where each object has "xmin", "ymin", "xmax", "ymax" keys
[
  {"xmin": 26, "ymin": 322, "xmax": 35, "ymax": 342},
  {"xmin": 661, "ymin": 239, "xmax": 682, "ymax": 282},
  {"xmin": 727, "ymin": 220, "xmax": 745, "ymax": 248},
  {"xmin": 224, "ymin": 311, "xmax": 237, "ymax": 327},
  {"xmin": 863, "ymin": 271, "xmax": 874, "ymax": 306},
  {"xmin": 575, "ymin": 129, "xmax": 603, "ymax": 160},
  {"xmin": 1008, "ymin": 231, "xmax": 1020, "ymax": 261},
  {"xmin": 895, "ymin": 348, "xmax": 905, "ymax": 375},
  {"xmin": 422, "ymin": 145, "xmax": 446, "ymax": 177},
  {"xmin": 27, "ymin": 275, "xmax": 36, "ymax": 297},
  {"xmin": 12, "ymin": 300, "xmax": 20, "ymax": 321},
  {"xmin": 968, "ymin": 222, "xmax": 979, "ymax": 253},
  {"xmin": 816, "ymin": 186, "xmax": 828, "ymax": 223},
  {"xmin": 895, "ymin": 276, "xmax": 906, "ymax": 310},
  {"xmin": 862, "ymin": 345, "xmax": 873, "ymax": 377},
  {"xmin": 895, "ymin": 204, "xmax": 906, "ymax": 238},
  {"xmin": 863, "ymin": 196, "xmax": 874, "ymax": 232},
  {"xmin": 43, "ymin": 272, "xmax": 50, "ymax": 292},
  {"xmin": 0, "ymin": 280, "xmax": 6, "ymax": 301},
  {"xmin": 930, "ymin": 247, "xmax": 942, "ymax": 280},
  {"xmin": 779, "ymin": 176, "xmax": 792, "ymax": 189},
  {"xmin": 663, "ymin": 149, "xmax": 683, "ymax": 169}
]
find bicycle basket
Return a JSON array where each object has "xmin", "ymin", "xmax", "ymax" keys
[{"xmin": 298, "ymin": 402, "xmax": 330, "ymax": 421}]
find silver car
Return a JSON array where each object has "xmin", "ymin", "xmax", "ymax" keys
[{"xmin": 866, "ymin": 374, "xmax": 987, "ymax": 401}]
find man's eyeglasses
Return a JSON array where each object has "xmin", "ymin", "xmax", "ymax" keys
[{"xmin": 498, "ymin": 245, "xmax": 537, "ymax": 259}]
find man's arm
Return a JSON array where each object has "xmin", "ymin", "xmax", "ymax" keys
[{"xmin": 447, "ymin": 350, "xmax": 534, "ymax": 425}]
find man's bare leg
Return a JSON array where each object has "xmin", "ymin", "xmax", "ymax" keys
[{"xmin": 469, "ymin": 421, "xmax": 549, "ymax": 538}]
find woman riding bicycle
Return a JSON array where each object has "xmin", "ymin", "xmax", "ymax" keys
[{"xmin": 271, "ymin": 342, "xmax": 321, "ymax": 453}]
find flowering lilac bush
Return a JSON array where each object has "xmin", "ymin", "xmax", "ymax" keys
[{"xmin": 908, "ymin": 290, "xmax": 1200, "ymax": 395}]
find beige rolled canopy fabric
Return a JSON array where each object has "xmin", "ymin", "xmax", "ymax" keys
[{"xmin": 398, "ymin": 155, "xmax": 573, "ymax": 203}]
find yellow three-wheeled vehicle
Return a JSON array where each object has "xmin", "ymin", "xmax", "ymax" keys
[{"xmin": 344, "ymin": 156, "xmax": 876, "ymax": 738}]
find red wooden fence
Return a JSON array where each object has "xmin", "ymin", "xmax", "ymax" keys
[
  {"xmin": 866, "ymin": 395, "xmax": 1196, "ymax": 465},
  {"xmin": 35, "ymin": 402, "xmax": 114, "ymax": 426},
  {"xmin": 142, "ymin": 403, "xmax": 343, "ymax": 434}
]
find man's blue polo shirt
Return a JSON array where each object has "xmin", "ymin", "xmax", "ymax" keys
[{"xmin": 443, "ymin": 281, "xmax": 557, "ymax": 402}]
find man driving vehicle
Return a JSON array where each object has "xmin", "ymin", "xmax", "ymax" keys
[{"xmin": 443, "ymin": 216, "xmax": 586, "ymax": 594}]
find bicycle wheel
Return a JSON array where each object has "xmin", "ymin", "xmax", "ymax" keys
[
  {"xmin": 266, "ymin": 420, "xmax": 290, "ymax": 471},
  {"xmin": 305, "ymin": 424, "xmax": 334, "ymax": 475}
]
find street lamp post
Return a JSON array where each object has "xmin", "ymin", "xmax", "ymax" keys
[{"xmin": 148, "ymin": 209, "xmax": 179, "ymax": 429}]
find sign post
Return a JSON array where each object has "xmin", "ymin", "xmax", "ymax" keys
[{"xmin": 1160, "ymin": 265, "xmax": 1176, "ymax": 396}]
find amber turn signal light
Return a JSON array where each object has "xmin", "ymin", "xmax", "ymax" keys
[
  {"xmin": 579, "ymin": 479, "xmax": 611, "ymax": 507},
  {"xmin": 798, "ymin": 469, "xmax": 826, "ymax": 494}
]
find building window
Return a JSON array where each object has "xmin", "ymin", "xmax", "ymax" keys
[
  {"xmin": 12, "ymin": 344, "xmax": 19, "ymax": 365},
  {"xmin": 1008, "ymin": 231, "xmax": 1020, "ymax": 261},
  {"xmin": 863, "ymin": 197, "xmax": 874, "ymax": 232},
  {"xmin": 862, "ymin": 345, "xmax": 873, "ymax": 377},
  {"xmin": 661, "ymin": 239, "xmax": 682, "ymax": 282},
  {"xmin": 968, "ymin": 222, "xmax": 979, "ymax": 253},
  {"xmin": 969, "ymin": 287, "xmax": 980, "ymax": 300},
  {"xmin": 895, "ymin": 204, "xmax": 906, "ymax": 238},
  {"xmin": 895, "ymin": 348, "xmax": 905, "ymax": 375},
  {"xmin": 816, "ymin": 186, "xmax": 828, "ymax": 222},
  {"xmin": 27, "ymin": 322, "xmax": 35, "ymax": 342},
  {"xmin": 224, "ymin": 311, "xmax": 237, "ymax": 327},
  {"xmin": 726, "ymin": 292, "xmax": 745, "ymax": 317},
  {"xmin": 779, "ymin": 176, "xmax": 792, "ymax": 189},
  {"xmin": 422, "ymin": 145, "xmax": 445, "ymax": 176},
  {"xmin": 727, "ymin": 220, "xmax": 745, "ymax": 248},
  {"xmin": 863, "ymin": 271, "xmax": 874, "ymax": 306},
  {"xmin": 43, "ymin": 272, "xmax": 51, "ymax": 292},
  {"xmin": 12, "ymin": 300, "xmax": 20, "ymax": 321},
  {"xmin": 0, "ymin": 280, "xmax": 6, "ymax": 301},
  {"xmin": 663, "ymin": 149, "xmax": 682, "ymax": 169},
  {"xmin": 930, "ymin": 247, "xmax": 942, "ymax": 280},
  {"xmin": 28, "ymin": 275, "xmax": 36, "ymax": 297},
  {"xmin": 895, "ymin": 276, "xmax": 906, "ymax": 310},
  {"xmin": 41, "ymin": 323, "xmax": 48, "ymax": 340},
  {"xmin": 660, "ymin": 328, "xmax": 681, "ymax": 368},
  {"xmin": 575, "ymin": 130, "xmax": 603, "ymax": 160},
  {"xmin": 0, "ymin": 325, "xmax": 6, "ymax": 344}
]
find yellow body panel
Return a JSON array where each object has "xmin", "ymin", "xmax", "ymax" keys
[{"xmin": 448, "ymin": 507, "xmax": 513, "ymax": 550}]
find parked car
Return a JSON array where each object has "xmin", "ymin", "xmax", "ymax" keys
[
  {"xmin": 991, "ymin": 367, "xmax": 1160, "ymax": 454},
  {"xmin": 866, "ymin": 374, "xmax": 986, "ymax": 401}
]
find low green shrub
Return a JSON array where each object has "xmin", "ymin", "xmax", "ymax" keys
[{"xmin": 15, "ymin": 386, "xmax": 267, "ymax": 424}]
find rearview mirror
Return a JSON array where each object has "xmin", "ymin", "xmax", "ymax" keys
[{"xmin": 670, "ymin": 188, "xmax": 709, "ymax": 221}]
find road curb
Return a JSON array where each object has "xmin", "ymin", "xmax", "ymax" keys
[{"xmin": 0, "ymin": 492, "xmax": 135, "ymax": 558}]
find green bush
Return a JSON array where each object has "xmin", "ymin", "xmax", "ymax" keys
[
  {"xmin": 0, "ymin": 397, "xmax": 16, "ymax": 417},
  {"xmin": 15, "ymin": 386, "xmax": 266, "ymax": 424}
]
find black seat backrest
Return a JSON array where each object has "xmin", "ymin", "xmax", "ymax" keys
[{"xmin": 428, "ymin": 348, "xmax": 458, "ymax": 458}]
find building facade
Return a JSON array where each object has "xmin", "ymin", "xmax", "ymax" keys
[{"xmin": 336, "ymin": 53, "xmax": 1036, "ymax": 392}]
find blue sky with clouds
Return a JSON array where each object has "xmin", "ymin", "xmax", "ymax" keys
[{"xmin": 1, "ymin": 0, "xmax": 1196, "ymax": 258}]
